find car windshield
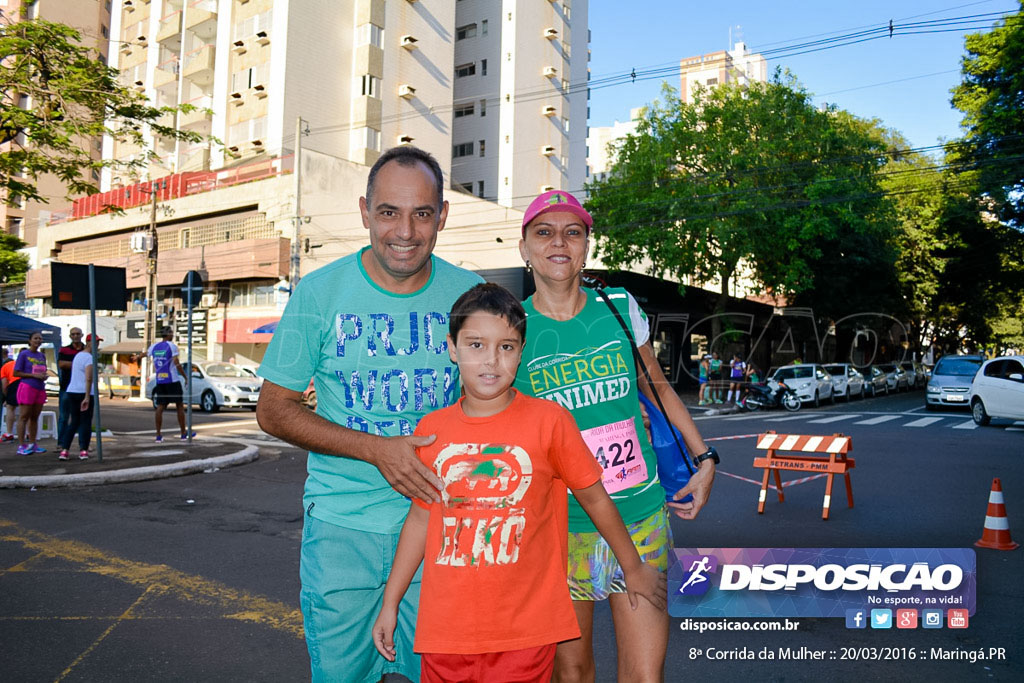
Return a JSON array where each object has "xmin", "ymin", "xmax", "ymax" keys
[
  {"xmin": 204, "ymin": 363, "xmax": 249, "ymax": 378},
  {"xmin": 933, "ymin": 357, "xmax": 982, "ymax": 377},
  {"xmin": 775, "ymin": 367, "xmax": 813, "ymax": 380},
  {"xmin": 824, "ymin": 365, "xmax": 844, "ymax": 374}
]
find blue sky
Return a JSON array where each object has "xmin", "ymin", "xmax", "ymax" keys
[{"xmin": 587, "ymin": 0, "xmax": 1019, "ymax": 151}]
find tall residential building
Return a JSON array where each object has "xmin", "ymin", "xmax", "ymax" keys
[
  {"xmin": 0, "ymin": 0, "xmax": 111, "ymax": 248},
  {"xmin": 679, "ymin": 41, "xmax": 766, "ymax": 104},
  {"xmin": 586, "ymin": 107, "xmax": 641, "ymax": 184},
  {"xmin": 450, "ymin": 0, "xmax": 589, "ymax": 209}
]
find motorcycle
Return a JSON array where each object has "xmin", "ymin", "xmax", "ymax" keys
[{"xmin": 740, "ymin": 381, "xmax": 802, "ymax": 412}]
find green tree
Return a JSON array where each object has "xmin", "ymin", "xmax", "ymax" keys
[
  {"xmin": 950, "ymin": 1, "xmax": 1024, "ymax": 228},
  {"xmin": 1, "ymin": 16, "xmax": 205, "ymax": 206},
  {"xmin": 586, "ymin": 74, "xmax": 895, "ymax": 348},
  {"xmin": 0, "ymin": 232, "xmax": 29, "ymax": 283}
]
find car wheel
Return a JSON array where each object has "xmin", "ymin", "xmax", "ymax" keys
[
  {"xmin": 830, "ymin": 389, "xmax": 837, "ymax": 405},
  {"xmin": 971, "ymin": 398, "xmax": 990, "ymax": 426},
  {"xmin": 200, "ymin": 390, "xmax": 219, "ymax": 414},
  {"xmin": 813, "ymin": 391, "xmax": 820, "ymax": 409}
]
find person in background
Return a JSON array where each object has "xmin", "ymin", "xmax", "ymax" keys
[
  {"xmin": 57, "ymin": 328, "xmax": 86, "ymax": 438},
  {"xmin": 697, "ymin": 354, "xmax": 712, "ymax": 405},
  {"xmin": 1, "ymin": 347, "xmax": 19, "ymax": 442},
  {"xmin": 58, "ymin": 334, "xmax": 101, "ymax": 461},
  {"xmin": 727, "ymin": 353, "xmax": 746, "ymax": 404},
  {"xmin": 14, "ymin": 331, "xmax": 49, "ymax": 456},
  {"xmin": 148, "ymin": 326, "xmax": 191, "ymax": 442},
  {"xmin": 709, "ymin": 351, "xmax": 724, "ymax": 403}
]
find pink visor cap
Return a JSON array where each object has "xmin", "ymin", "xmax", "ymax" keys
[{"xmin": 521, "ymin": 190, "xmax": 593, "ymax": 235}]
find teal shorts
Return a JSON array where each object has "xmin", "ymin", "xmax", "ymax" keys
[{"xmin": 300, "ymin": 509, "xmax": 422, "ymax": 683}]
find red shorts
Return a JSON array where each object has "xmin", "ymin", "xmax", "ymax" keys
[{"xmin": 421, "ymin": 644, "xmax": 556, "ymax": 683}]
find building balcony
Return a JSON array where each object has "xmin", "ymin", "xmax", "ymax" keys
[
  {"xmin": 185, "ymin": 1, "xmax": 217, "ymax": 35},
  {"xmin": 157, "ymin": 11, "xmax": 181, "ymax": 43},
  {"xmin": 153, "ymin": 59, "xmax": 179, "ymax": 89},
  {"xmin": 182, "ymin": 44, "xmax": 215, "ymax": 85}
]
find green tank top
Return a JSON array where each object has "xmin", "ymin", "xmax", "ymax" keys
[
  {"xmin": 514, "ymin": 288, "xmax": 665, "ymax": 532},
  {"xmin": 710, "ymin": 359, "xmax": 722, "ymax": 373}
]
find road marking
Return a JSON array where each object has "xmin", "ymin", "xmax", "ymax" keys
[
  {"xmin": 903, "ymin": 417, "xmax": 945, "ymax": 427},
  {"xmin": 952, "ymin": 421, "xmax": 978, "ymax": 430},
  {"xmin": 0, "ymin": 518, "xmax": 303, "ymax": 639},
  {"xmin": 807, "ymin": 414, "xmax": 861, "ymax": 424},
  {"xmin": 1008, "ymin": 428, "xmax": 1024, "ymax": 432},
  {"xmin": 723, "ymin": 414, "xmax": 772, "ymax": 421},
  {"xmin": 55, "ymin": 584, "xmax": 165, "ymax": 682},
  {"xmin": 120, "ymin": 419, "xmax": 260, "ymax": 435},
  {"xmin": 706, "ymin": 434, "xmax": 760, "ymax": 442},
  {"xmin": 854, "ymin": 415, "xmax": 902, "ymax": 425},
  {"xmin": 763, "ymin": 415, "xmax": 813, "ymax": 422}
]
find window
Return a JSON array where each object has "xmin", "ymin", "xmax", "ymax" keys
[
  {"xmin": 459, "ymin": 182, "xmax": 473, "ymax": 193},
  {"xmin": 481, "ymin": 59, "xmax": 487, "ymax": 76},
  {"xmin": 455, "ymin": 62, "xmax": 476, "ymax": 78},
  {"xmin": 101, "ymin": 25, "xmax": 109, "ymax": 38},
  {"xmin": 482, "ymin": 20, "xmax": 488, "ymax": 35},
  {"xmin": 230, "ymin": 280, "xmax": 276, "ymax": 307},
  {"xmin": 562, "ymin": 116, "xmax": 570, "ymax": 133},
  {"xmin": 454, "ymin": 103, "xmax": 475, "ymax": 118},
  {"xmin": 359, "ymin": 74, "xmax": 380, "ymax": 98},
  {"xmin": 357, "ymin": 23, "xmax": 383, "ymax": 48},
  {"xmin": 477, "ymin": 181, "xmax": 485, "ymax": 198},
  {"xmin": 706, "ymin": 77, "xmax": 718, "ymax": 86},
  {"xmin": 480, "ymin": 99, "xmax": 487, "ymax": 116},
  {"xmin": 479, "ymin": 140, "xmax": 486, "ymax": 157},
  {"xmin": 453, "ymin": 142, "xmax": 474, "ymax": 158},
  {"xmin": 231, "ymin": 62, "xmax": 270, "ymax": 91},
  {"xmin": 456, "ymin": 24, "xmax": 477, "ymax": 40},
  {"xmin": 228, "ymin": 116, "xmax": 268, "ymax": 145},
  {"xmin": 351, "ymin": 126, "xmax": 381, "ymax": 152},
  {"xmin": 233, "ymin": 11, "xmax": 273, "ymax": 41}
]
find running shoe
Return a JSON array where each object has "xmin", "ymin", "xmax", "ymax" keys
[
  {"xmin": 155, "ymin": 435, "xmax": 164, "ymax": 443},
  {"xmin": 58, "ymin": 450, "xmax": 69, "ymax": 461},
  {"xmin": 79, "ymin": 451, "xmax": 89, "ymax": 461},
  {"xmin": 181, "ymin": 431, "xmax": 197, "ymax": 441},
  {"xmin": 0, "ymin": 433, "xmax": 14, "ymax": 442},
  {"xmin": 31, "ymin": 444, "xmax": 46, "ymax": 454},
  {"xmin": 16, "ymin": 444, "xmax": 31, "ymax": 456}
]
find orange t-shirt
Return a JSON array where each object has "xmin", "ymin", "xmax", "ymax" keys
[
  {"xmin": 411, "ymin": 390, "xmax": 602, "ymax": 655},
  {"xmin": 1, "ymin": 359, "xmax": 16, "ymax": 384}
]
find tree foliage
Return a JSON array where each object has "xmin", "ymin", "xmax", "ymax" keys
[
  {"xmin": 586, "ymin": 73, "xmax": 896, "ymax": 328},
  {"xmin": 950, "ymin": 1, "xmax": 1024, "ymax": 228},
  {"xmin": 0, "ymin": 232, "xmax": 29, "ymax": 283},
  {"xmin": 0, "ymin": 16, "xmax": 206, "ymax": 206}
]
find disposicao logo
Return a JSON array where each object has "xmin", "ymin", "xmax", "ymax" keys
[
  {"xmin": 676, "ymin": 555, "xmax": 718, "ymax": 596},
  {"xmin": 669, "ymin": 548, "xmax": 976, "ymax": 619}
]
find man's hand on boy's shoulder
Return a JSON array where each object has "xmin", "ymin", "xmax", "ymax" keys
[
  {"xmin": 371, "ymin": 433, "xmax": 443, "ymax": 504},
  {"xmin": 624, "ymin": 563, "xmax": 668, "ymax": 611}
]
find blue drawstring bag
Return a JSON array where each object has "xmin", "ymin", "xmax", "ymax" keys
[{"xmin": 639, "ymin": 392, "xmax": 694, "ymax": 503}]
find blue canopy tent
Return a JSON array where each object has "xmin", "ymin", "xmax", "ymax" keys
[{"xmin": 0, "ymin": 309, "xmax": 62, "ymax": 346}]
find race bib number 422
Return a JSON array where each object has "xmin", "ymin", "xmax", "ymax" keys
[{"xmin": 580, "ymin": 418, "xmax": 648, "ymax": 494}]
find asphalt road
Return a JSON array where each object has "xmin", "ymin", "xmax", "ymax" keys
[{"xmin": 1, "ymin": 390, "xmax": 1021, "ymax": 682}]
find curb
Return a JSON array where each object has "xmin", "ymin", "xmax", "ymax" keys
[
  {"xmin": 0, "ymin": 445, "xmax": 259, "ymax": 489},
  {"xmin": 704, "ymin": 405, "xmax": 742, "ymax": 416}
]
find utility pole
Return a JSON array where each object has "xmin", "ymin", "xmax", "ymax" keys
[
  {"xmin": 142, "ymin": 182, "xmax": 159, "ymax": 386},
  {"xmin": 290, "ymin": 116, "xmax": 304, "ymax": 291}
]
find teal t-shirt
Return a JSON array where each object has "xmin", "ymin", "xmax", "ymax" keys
[
  {"xmin": 258, "ymin": 248, "xmax": 483, "ymax": 534},
  {"xmin": 513, "ymin": 287, "xmax": 665, "ymax": 532}
]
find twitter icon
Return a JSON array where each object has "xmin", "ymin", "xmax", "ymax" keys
[{"xmin": 870, "ymin": 609, "xmax": 892, "ymax": 629}]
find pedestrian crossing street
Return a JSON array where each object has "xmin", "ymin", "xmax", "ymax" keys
[{"xmin": 721, "ymin": 411, "xmax": 1024, "ymax": 431}]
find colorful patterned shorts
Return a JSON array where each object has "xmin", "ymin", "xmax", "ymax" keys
[{"xmin": 567, "ymin": 506, "xmax": 672, "ymax": 601}]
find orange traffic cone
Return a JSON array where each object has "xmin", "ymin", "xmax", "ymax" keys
[{"xmin": 975, "ymin": 478, "xmax": 1019, "ymax": 551}]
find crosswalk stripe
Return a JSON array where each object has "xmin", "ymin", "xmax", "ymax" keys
[
  {"xmin": 904, "ymin": 417, "xmax": 945, "ymax": 427},
  {"xmin": 763, "ymin": 415, "xmax": 813, "ymax": 422},
  {"xmin": 952, "ymin": 421, "xmax": 978, "ymax": 430},
  {"xmin": 807, "ymin": 414, "xmax": 861, "ymax": 424},
  {"xmin": 724, "ymin": 413, "xmax": 773, "ymax": 421},
  {"xmin": 854, "ymin": 415, "xmax": 902, "ymax": 425}
]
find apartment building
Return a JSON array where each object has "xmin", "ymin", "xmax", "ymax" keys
[
  {"xmin": 586, "ymin": 107, "xmax": 641, "ymax": 184},
  {"xmin": 0, "ymin": 0, "xmax": 111, "ymax": 249},
  {"xmin": 26, "ymin": 0, "xmax": 542, "ymax": 366},
  {"xmin": 450, "ymin": 0, "xmax": 589, "ymax": 209},
  {"xmin": 680, "ymin": 41, "xmax": 766, "ymax": 104}
]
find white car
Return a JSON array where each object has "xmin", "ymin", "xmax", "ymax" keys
[
  {"xmin": 970, "ymin": 355, "xmax": 1024, "ymax": 425},
  {"xmin": 145, "ymin": 361, "xmax": 262, "ymax": 412},
  {"xmin": 823, "ymin": 363, "xmax": 866, "ymax": 401},
  {"xmin": 769, "ymin": 364, "xmax": 834, "ymax": 407}
]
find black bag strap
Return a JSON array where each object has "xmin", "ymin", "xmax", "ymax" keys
[{"xmin": 593, "ymin": 286, "xmax": 694, "ymax": 475}]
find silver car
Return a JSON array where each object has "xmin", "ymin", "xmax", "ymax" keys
[
  {"xmin": 146, "ymin": 361, "xmax": 262, "ymax": 412},
  {"xmin": 769, "ymin": 364, "xmax": 834, "ymax": 408},
  {"xmin": 925, "ymin": 355, "xmax": 983, "ymax": 410},
  {"xmin": 823, "ymin": 364, "xmax": 866, "ymax": 401}
]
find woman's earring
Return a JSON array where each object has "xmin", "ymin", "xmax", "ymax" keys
[
  {"xmin": 581, "ymin": 261, "xmax": 587, "ymax": 272},
  {"xmin": 525, "ymin": 260, "xmax": 532, "ymax": 273}
]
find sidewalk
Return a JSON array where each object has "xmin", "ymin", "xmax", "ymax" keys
[{"xmin": 0, "ymin": 432, "xmax": 257, "ymax": 489}]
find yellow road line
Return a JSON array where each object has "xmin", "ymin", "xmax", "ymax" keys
[
  {"xmin": 55, "ymin": 584, "xmax": 165, "ymax": 682},
  {"xmin": 0, "ymin": 518, "xmax": 303, "ymax": 639}
]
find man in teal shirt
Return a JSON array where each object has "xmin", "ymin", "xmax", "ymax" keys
[{"xmin": 257, "ymin": 146, "xmax": 482, "ymax": 682}]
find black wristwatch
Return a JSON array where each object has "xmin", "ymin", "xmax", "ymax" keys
[{"xmin": 692, "ymin": 446, "xmax": 720, "ymax": 468}]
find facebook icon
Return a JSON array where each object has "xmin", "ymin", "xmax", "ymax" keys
[{"xmin": 846, "ymin": 609, "xmax": 867, "ymax": 629}]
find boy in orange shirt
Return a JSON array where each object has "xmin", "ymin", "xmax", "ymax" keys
[{"xmin": 372, "ymin": 283, "xmax": 666, "ymax": 682}]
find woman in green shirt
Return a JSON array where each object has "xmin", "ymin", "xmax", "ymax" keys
[{"xmin": 513, "ymin": 190, "xmax": 717, "ymax": 682}]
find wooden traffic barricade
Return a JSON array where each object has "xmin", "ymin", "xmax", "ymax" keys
[{"xmin": 752, "ymin": 430, "xmax": 855, "ymax": 520}]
